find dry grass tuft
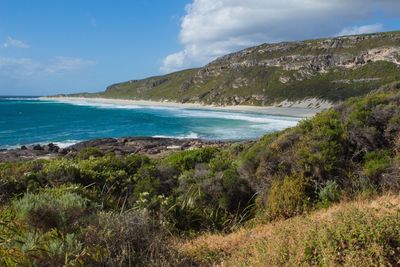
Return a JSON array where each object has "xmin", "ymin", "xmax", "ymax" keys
[{"xmin": 177, "ymin": 194, "xmax": 400, "ymax": 266}]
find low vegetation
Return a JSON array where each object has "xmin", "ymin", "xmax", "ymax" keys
[
  {"xmin": 1, "ymin": 82, "xmax": 400, "ymax": 265},
  {"xmin": 76, "ymin": 31, "xmax": 400, "ymax": 106},
  {"xmin": 179, "ymin": 195, "xmax": 400, "ymax": 266}
]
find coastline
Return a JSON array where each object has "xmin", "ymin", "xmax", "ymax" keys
[
  {"xmin": 0, "ymin": 137, "xmax": 234, "ymax": 162},
  {"xmin": 40, "ymin": 96, "xmax": 331, "ymax": 118}
]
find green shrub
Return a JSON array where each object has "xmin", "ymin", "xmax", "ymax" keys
[
  {"xmin": 83, "ymin": 210, "xmax": 172, "ymax": 266},
  {"xmin": 165, "ymin": 147, "xmax": 218, "ymax": 172},
  {"xmin": 220, "ymin": 167, "xmax": 254, "ymax": 212},
  {"xmin": 43, "ymin": 158, "xmax": 80, "ymax": 185},
  {"xmin": 124, "ymin": 154, "xmax": 151, "ymax": 174},
  {"xmin": 318, "ymin": 180, "xmax": 341, "ymax": 207},
  {"xmin": 267, "ymin": 174, "xmax": 313, "ymax": 219},
  {"xmin": 209, "ymin": 156, "xmax": 232, "ymax": 173},
  {"xmin": 363, "ymin": 150, "xmax": 391, "ymax": 177},
  {"xmin": 133, "ymin": 165, "xmax": 161, "ymax": 199},
  {"xmin": 0, "ymin": 226, "xmax": 93, "ymax": 266},
  {"xmin": 12, "ymin": 186, "xmax": 93, "ymax": 232},
  {"xmin": 354, "ymin": 175, "xmax": 378, "ymax": 198},
  {"xmin": 0, "ymin": 160, "xmax": 47, "ymax": 200},
  {"xmin": 77, "ymin": 155, "xmax": 133, "ymax": 194},
  {"xmin": 77, "ymin": 147, "xmax": 104, "ymax": 160},
  {"xmin": 297, "ymin": 110, "xmax": 345, "ymax": 177}
]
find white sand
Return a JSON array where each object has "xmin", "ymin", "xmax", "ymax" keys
[{"xmin": 40, "ymin": 96, "xmax": 332, "ymax": 118}]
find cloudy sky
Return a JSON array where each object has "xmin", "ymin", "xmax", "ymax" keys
[{"xmin": 1, "ymin": 0, "xmax": 400, "ymax": 95}]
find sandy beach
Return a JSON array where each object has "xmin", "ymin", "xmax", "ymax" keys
[{"xmin": 40, "ymin": 96, "xmax": 332, "ymax": 118}]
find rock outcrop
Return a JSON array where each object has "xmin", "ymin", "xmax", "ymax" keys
[
  {"xmin": 0, "ymin": 138, "xmax": 237, "ymax": 162},
  {"xmin": 92, "ymin": 31, "xmax": 400, "ymax": 106}
]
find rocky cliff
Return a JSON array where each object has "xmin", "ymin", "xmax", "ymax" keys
[{"xmin": 100, "ymin": 31, "xmax": 400, "ymax": 106}]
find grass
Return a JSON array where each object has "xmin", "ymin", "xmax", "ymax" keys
[{"xmin": 177, "ymin": 195, "xmax": 400, "ymax": 266}]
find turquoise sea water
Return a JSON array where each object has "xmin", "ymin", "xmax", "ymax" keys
[{"xmin": 0, "ymin": 96, "xmax": 302, "ymax": 149}]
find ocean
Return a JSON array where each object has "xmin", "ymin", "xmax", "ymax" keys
[{"xmin": 0, "ymin": 96, "xmax": 302, "ymax": 149}]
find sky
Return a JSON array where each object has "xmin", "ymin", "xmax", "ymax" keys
[{"xmin": 0, "ymin": 0, "xmax": 400, "ymax": 96}]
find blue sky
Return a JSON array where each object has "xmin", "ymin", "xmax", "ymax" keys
[{"xmin": 0, "ymin": 0, "xmax": 399, "ymax": 95}]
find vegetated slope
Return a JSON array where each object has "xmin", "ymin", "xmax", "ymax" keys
[
  {"xmin": 238, "ymin": 82, "xmax": 400, "ymax": 219},
  {"xmin": 179, "ymin": 195, "xmax": 400, "ymax": 266},
  {"xmin": 178, "ymin": 82, "xmax": 400, "ymax": 266},
  {"xmin": 100, "ymin": 31, "xmax": 400, "ymax": 106},
  {"xmin": 2, "ymin": 82, "xmax": 400, "ymax": 265}
]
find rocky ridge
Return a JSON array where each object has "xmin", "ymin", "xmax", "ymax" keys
[{"xmin": 80, "ymin": 31, "xmax": 400, "ymax": 106}]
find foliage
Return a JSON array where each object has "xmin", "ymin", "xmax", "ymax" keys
[
  {"xmin": 77, "ymin": 147, "xmax": 104, "ymax": 160},
  {"xmin": 179, "ymin": 195, "xmax": 400, "ymax": 267},
  {"xmin": 12, "ymin": 186, "xmax": 92, "ymax": 232},
  {"xmin": 164, "ymin": 147, "xmax": 218, "ymax": 172},
  {"xmin": 363, "ymin": 150, "xmax": 392, "ymax": 177},
  {"xmin": 83, "ymin": 210, "xmax": 176, "ymax": 266},
  {"xmin": 267, "ymin": 174, "xmax": 313, "ymax": 219},
  {"xmin": 318, "ymin": 180, "xmax": 341, "ymax": 207},
  {"xmin": 1, "ymin": 82, "xmax": 400, "ymax": 264},
  {"xmin": 240, "ymin": 83, "xmax": 400, "ymax": 220}
]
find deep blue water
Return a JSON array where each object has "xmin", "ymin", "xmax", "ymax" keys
[{"xmin": 0, "ymin": 96, "xmax": 302, "ymax": 149}]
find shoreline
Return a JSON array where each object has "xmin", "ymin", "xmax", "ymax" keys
[
  {"xmin": 0, "ymin": 137, "xmax": 237, "ymax": 162},
  {"xmin": 40, "ymin": 96, "xmax": 331, "ymax": 118}
]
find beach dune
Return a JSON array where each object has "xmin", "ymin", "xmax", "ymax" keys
[{"xmin": 40, "ymin": 96, "xmax": 331, "ymax": 118}]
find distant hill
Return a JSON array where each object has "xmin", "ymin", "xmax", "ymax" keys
[{"xmin": 86, "ymin": 31, "xmax": 400, "ymax": 106}]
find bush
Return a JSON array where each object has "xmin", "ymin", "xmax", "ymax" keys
[
  {"xmin": 165, "ymin": 147, "xmax": 218, "ymax": 172},
  {"xmin": 296, "ymin": 110, "xmax": 345, "ymax": 178},
  {"xmin": 0, "ymin": 160, "xmax": 47, "ymax": 200},
  {"xmin": 0, "ymin": 225, "xmax": 93, "ymax": 266},
  {"xmin": 267, "ymin": 174, "xmax": 313, "ymax": 219},
  {"xmin": 363, "ymin": 150, "xmax": 392, "ymax": 178},
  {"xmin": 43, "ymin": 158, "xmax": 81, "ymax": 185},
  {"xmin": 133, "ymin": 165, "xmax": 161, "ymax": 199},
  {"xmin": 12, "ymin": 186, "xmax": 93, "ymax": 232},
  {"xmin": 83, "ymin": 210, "xmax": 174, "ymax": 266},
  {"xmin": 124, "ymin": 154, "xmax": 151, "ymax": 174},
  {"xmin": 318, "ymin": 180, "xmax": 341, "ymax": 207},
  {"xmin": 77, "ymin": 147, "xmax": 104, "ymax": 160}
]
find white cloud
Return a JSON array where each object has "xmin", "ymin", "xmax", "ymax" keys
[
  {"xmin": 0, "ymin": 57, "xmax": 39, "ymax": 77},
  {"xmin": 45, "ymin": 56, "xmax": 96, "ymax": 73},
  {"xmin": 161, "ymin": 0, "xmax": 400, "ymax": 73},
  {"xmin": 337, "ymin": 24, "xmax": 384, "ymax": 36},
  {"xmin": 1, "ymin": 36, "xmax": 29, "ymax": 49},
  {"xmin": 0, "ymin": 56, "xmax": 96, "ymax": 78}
]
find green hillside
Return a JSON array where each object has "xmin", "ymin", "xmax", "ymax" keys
[{"xmin": 93, "ymin": 31, "xmax": 400, "ymax": 106}]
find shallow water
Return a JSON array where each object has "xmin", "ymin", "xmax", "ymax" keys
[{"xmin": 0, "ymin": 96, "xmax": 302, "ymax": 148}]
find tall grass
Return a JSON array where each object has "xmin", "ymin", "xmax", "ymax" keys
[{"xmin": 178, "ymin": 195, "xmax": 400, "ymax": 266}]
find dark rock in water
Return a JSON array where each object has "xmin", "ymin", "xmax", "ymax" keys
[
  {"xmin": 45, "ymin": 143, "xmax": 60, "ymax": 152},
  {"xmin": 60, "ymin": 148, "xmax": 70, "ymax": 155},
  {"xmin": 0, "ymin": 137, "xmax": 245, "ymax": 162},
  {"xmin": 32, "ymin": 144, "xmax": 44, "ymax": 151}
]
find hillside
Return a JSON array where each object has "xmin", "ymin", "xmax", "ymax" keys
[
  {"xmin": 179, "ymin": 195, "xmax": 400, "ymax": 266},
  {"xmin": 96, "ymin": 31, "xmax": 400, "ymax": 106},
  {"xmin": 1, "ymin": 82, "xmax": 400, "ymax": 265}
]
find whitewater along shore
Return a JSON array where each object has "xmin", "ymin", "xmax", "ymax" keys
[
  {"xmin": 1, "ymin": 96, "xmax": 331, "ymax": 161},
  {"xmin": 0, "ymin": 137, "xmax": 240, "ymax": 162},
  {"xmin": 40, "ymin": 96, "xmax": 332, "ymax": 118}
]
